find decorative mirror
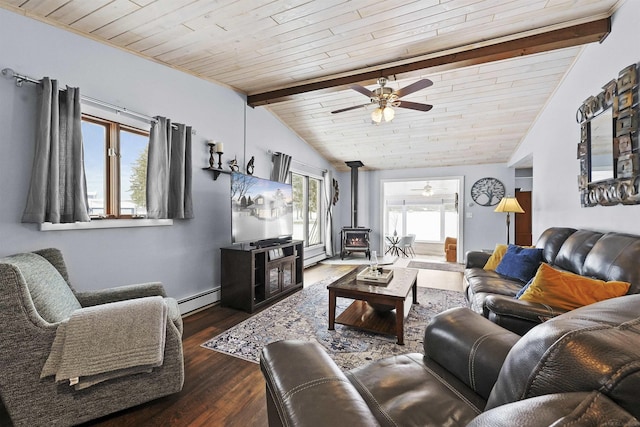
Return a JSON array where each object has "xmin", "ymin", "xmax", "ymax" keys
[{"xmin": 577, "ymin": 63, "xmax": 639, "ymax": 206}]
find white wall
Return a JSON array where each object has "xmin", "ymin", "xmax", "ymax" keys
[
  {"xmin": 0, "ymin": 9, "xmax": 336, "ymax": 310},
  {"xmin": 510, "ymin": 0, "xmax": 640, "ymax": 238}
]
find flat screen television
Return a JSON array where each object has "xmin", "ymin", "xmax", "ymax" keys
[{"xmin": 230, "ymin": 172, "xmax": 294, "ymax": 246}]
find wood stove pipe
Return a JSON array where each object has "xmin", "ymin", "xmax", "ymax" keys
[{"xmin": 345, "ymin": 160, "xmax": 364, "ymax": 228}]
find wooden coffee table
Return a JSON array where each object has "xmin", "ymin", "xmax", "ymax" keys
[{"xmin": 327, "ymin": 266, "xmax": 418, "ymax": 345}]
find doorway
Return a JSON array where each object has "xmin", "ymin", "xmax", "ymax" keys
[
  {"xmin": 515, "ymin": 189, "xmax": 532, "ymax": 246},
  {"xmin": 381, "ymin": 177, "xmax": 463, "ymax": 262}
]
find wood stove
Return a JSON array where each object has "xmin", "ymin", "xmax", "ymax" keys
[
  {"xmin": 340, "ymin": 160, "xmax": 371, "ymax": 259},
  {"xmin": 340, "ymin": 227, "xmax": 371, "ymax": 259}
]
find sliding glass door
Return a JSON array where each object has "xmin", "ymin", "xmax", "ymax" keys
[{"xmin": 291, "ymin": 172, "xmax": 324, "ymax": 252}]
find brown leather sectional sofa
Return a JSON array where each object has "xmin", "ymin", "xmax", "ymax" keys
[
  {"xmin": 260, "ymin": 295, "xmax": 640, "ymax": 426},
  {"xmin": 464, "ymin": 227, "xmax": 640, "ymax": 334}
]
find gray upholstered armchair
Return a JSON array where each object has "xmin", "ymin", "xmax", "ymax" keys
[{"xmin": 0, "ymin": 248, "xmax": 184, "ymax": 427}]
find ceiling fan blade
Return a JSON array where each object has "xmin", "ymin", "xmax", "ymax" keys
[
  {"xmin": 350, "ymin": 84, "xmax": 376, "ymax": 98},
  {"xmin": 331, "ymin": 102, "xmax": 374, "ymax": 114},
  {"xmin": 395, "ymin": 79, "xmax": 433, "ymax": 98},
  {"xmin": 396, "ymin": 100, "xmax": 433, "ymax": 112}
]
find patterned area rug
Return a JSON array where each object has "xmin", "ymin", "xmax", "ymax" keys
[
  {"xmin": 407, "ymin": 260, "xmax": 465, "ymax": 273},
  {"xmin": 202, "ymin": 277, "xmax": 467, "ymax": 370}
]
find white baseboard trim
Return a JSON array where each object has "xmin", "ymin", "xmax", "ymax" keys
[
  {"xmin": 178, "ymin": 288, "xmax": 220, "ymax": 315},
  {"xmin": 304, "ymin": 253, "xmax": 327, "ymax": 267}
]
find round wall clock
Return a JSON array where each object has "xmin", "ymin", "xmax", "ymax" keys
[{"xmin": 471, "ymin": 177, "xmax": 505, "ymax": 206}]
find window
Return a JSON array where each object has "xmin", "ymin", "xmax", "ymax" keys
[
  {"xmin": 386, "ymin": 202, "xmax": 457, "ymax": 242},
  {"xmin": 82, "ymin": 115, "xmax": 149, "ymax": 218},
  {"xmin": 291, "ymin": 172, "xmax": 324, "ymax": 249}
]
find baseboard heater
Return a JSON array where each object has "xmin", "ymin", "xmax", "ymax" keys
[{"xmin": 178, "ymin": 287, "xmax": 220, "ymax": 315}]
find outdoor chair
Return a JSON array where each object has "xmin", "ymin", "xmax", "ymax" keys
[{"xmin": 399, "ymin": 234, "xmax": 416, "ymax": 257}]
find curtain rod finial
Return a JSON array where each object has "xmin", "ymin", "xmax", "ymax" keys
[
  {"xmin": 2, "ymin": 68, "xmax": 25, "ymax": 86},
  {"xmin": 1, "ymin": 68, "xmax": 15, "ymax": 79}
]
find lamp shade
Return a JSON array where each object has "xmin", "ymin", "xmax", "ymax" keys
[
  {"xmin": 371, "ymin": 108, "xmax": 383, "ymax": 123},
  {"xmin": 494, "ymin": 197, "xmax": 525, "ymax": 213},
  {"xmin": 383, "ymin": 106, "xmax": 395, "ymax": 122}
]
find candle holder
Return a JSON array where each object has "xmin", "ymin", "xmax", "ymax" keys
[
  {"xmin": 216, "ymin": 151, "xmax": 223, "ymax": 169},
  {"xmin": 202, "ymin": 141, "xmax": 231, "ymax": 180},
  {"xmin": 207, "ymin": 141, "xmax": 216, "ymax": 169}
]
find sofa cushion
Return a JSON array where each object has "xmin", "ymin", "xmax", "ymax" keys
[
  {"xmin": 464, "ymin": 269, "xmax": 525, "ymax": 314},
  {"xmin": 553, "ymin": 230, "xmax": 603, "ymax": 275},
  {"xmin": 518, "ymin": 263, "xmax": 630, "ymax": 311},
  {"xmin": 465, "ymin": 269, "xmax": 524, "ymax": 296},
  {"xmin": 347, "ymin": 354, "xmax": 483, "ymax": 426},
  {"xmin": 582, "ymin": 232, "xmax": 640, "ymax": 294},
  {"xmin": 483, "ymin": 244, "xmax": 508, "ymax": 270},
  {"xmin": 1, "ymin": 253, "xmax": 81, "ymax": 323},
  {"xmin": 535, "ymin": 227, "xmax": 577, "ymax": 264},
  {"xmin": 495, "ymin": 245, "xmax": 543, "ymax": 283}
]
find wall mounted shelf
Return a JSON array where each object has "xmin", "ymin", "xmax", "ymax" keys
[{"xmin": 202, "ymin": 167, "xmax": 231, "ymax": 180}]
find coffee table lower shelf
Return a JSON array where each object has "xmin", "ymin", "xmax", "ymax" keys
[
  {"xmin": 328, "ymin": 266, "xmax": 419, "ymax": 345},
  {"xmin": 335, "ymin": 300, "xmax": 398, "ymax": 337}
]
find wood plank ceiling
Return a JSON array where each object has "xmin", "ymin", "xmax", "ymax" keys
[{"xmin": 0, "ymin": 0, "xmax": 623, "ymax": 171}]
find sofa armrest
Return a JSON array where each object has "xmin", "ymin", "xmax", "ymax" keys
[
  {"xmin": 424, "ymin": 307, "xmax": 520, "ymax": 400},
  {"xmin": 75, "ymin": 282, "xmax": 167, "ymax": 307},
  {"xmin": 260, "ymin": 340, "xmax": 381, "ymax": 427},
  {"xmin": 484, "ymin": 295, "xmax": 569, "ymax": 335},
  {"xmin": 466, "ymin": 251, "xmax": 491, "ymax": 268},
  {"xmin": 468, "ymin": 391, "xmax": 640, "ymax": 427}
]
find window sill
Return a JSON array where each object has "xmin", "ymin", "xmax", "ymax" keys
[{"xmin": 39, "ymin": 218, "xmax": 173, "ymax": 231}]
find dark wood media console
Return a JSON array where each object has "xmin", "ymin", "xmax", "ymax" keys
[{"xmin": 220, "ymin": 240, "xmax": 304, "ymax": 313}]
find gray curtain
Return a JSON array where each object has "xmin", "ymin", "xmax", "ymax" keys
[
  {"xmin": 146, "ymin": 117, "xmax": 193, "ymax": 219},
  {"xmin": 270, "ymin": 152, "xmax": 292, "ymax": 183},
  {"xmin": 22, "ymin": 78, "xmax": 90, "ymax": 224},
  {"xmin": 323, "ymin": 170, "xmax": 334, "ymax": 257}
]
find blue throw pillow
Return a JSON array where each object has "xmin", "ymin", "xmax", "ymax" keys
[{"xmin": 495, "ymin": 245, "xmax": 543, "ymax": 283}]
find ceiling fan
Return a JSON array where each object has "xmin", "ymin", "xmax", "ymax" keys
[
  {"xmin": 411, "ymin": 183, "xmax": 434, "ymax": 196},
  {"xmin": 331, "ymin": 77, "xmax": 433, "ymax": 123}
]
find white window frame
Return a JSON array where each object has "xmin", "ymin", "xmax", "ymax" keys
[
  {"xmin": 290, "ymin": 169, "xmax": 325, "ymax": 261},
  {"xmin": 40, "ymin": 103, "xmax": 172, "ymax": 230}
]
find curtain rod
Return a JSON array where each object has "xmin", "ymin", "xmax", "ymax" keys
[
  {"xmin": 267, "ymin": 149, "xmax": 327, "ymax": 173},
  {"xmin": 2, "ymin": 67, "xmax": 194, "ymax": 133}
]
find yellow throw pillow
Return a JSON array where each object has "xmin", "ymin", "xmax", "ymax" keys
[
  {"xmin": 484, "ymin": 244, "xmax": 508, "ymax": 270},
  {"xmin": 519, "ymin": 263, "xmax": 630, "ymax": 311}
]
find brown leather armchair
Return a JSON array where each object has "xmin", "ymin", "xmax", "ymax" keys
[
  {"xmin": 260, "ymin": 295, "xmax": 640, "ymax": 426},
  {"xmin": 444, "ymin": 236, "xmax": 457, "ymax": 262}
]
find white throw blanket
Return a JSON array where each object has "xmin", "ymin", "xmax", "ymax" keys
[{"xmin": 41, "ymin": 296, "xmax": 168, "ymax": 390}]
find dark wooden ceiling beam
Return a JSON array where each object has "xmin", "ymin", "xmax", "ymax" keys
[{"xmin": 247, "ymin": 17, "xmax": 610, "ymax": 107}]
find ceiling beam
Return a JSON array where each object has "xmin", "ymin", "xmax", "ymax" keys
[{"xmin": 247, "ymin": 17, "xmax": 610, "ymax": 107}]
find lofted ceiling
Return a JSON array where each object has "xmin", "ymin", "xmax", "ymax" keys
[{"xmin": 0, "ymin": 0, "xmax": 623, "ymax": 171}]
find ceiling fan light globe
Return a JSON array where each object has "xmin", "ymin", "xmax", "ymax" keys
[
  {"xmin": 383, "ymin": 106, "xmax": 395, "ymax": 122},
  {"xmin": 371, "ymin": 108, "xmax": 383, "ymax": 123}
]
